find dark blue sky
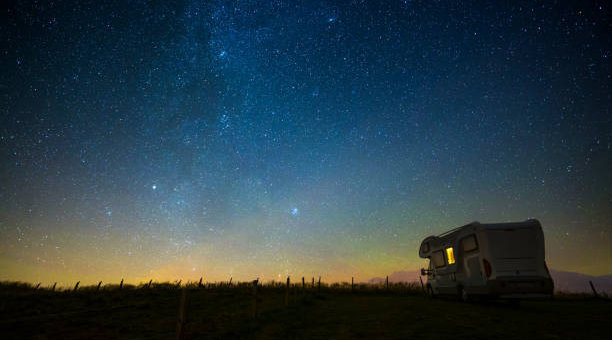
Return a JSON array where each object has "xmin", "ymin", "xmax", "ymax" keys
[{"xmin": 1, "ymin": 0, "xmax": 611, "ymax": 284}]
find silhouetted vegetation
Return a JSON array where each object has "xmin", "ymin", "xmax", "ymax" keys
[{"xmin": 0, "ymin": 280, "xmax": 610, "ymax": 339}]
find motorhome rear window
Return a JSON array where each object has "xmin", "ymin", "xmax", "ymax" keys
[
  {"xmin": 486, "ymin": 228, "xmax": 537, "ymax": 258},
  {"xmin": 431, "ymin": 250, "xmax": 446, "ymax": 268},
  {"xmin": 460, "ymin": 234, "xmax": 478, "ymax": 253}
]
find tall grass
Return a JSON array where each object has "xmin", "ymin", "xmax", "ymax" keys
[{"xmin": 0, "ymin": 279, "xmax": 424, "ymax": 295}]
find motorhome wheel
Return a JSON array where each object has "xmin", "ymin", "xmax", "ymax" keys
[
  {"xmin": 427, "ymin": 285, "xmax": 435, "ymax": 298},
  {"xmin": 460, "ymin": 287, "xmax": 469, "ymax": 302}
]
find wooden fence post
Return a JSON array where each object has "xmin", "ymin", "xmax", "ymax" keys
[
  {"xmin": 51, "ymin": 282, "xmax": 56, "ymax": 292},
  {"xmin": 285, "ymin": 276, "xmax": 290, "ymax": 306},
  {"xmin": 175, "ymin": 288, "xmax": 189, "ymax": 340},
  {"xmin": 73, "ymin": 281, "xmax": 80, "ymax": 292},
  {"xmin": 119, "ymin": 279, "xmax": 123, "ymax": 290},
  {"xmin": 251, "ymin": 279, "xmax": 259, "ymax": 318},
  {"xmin": 589, "ymin": 281, "xmax": 600, "ymax": 299},
  {"xmin": 96, "ymin": 281, "xmax": 102, "ymax": 291},
  {"xmin": 419, "ymin": 276, "xmax": 425, "ymax": 294}
]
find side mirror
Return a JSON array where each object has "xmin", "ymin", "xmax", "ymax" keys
[{"xmin": 421, "ymin": 268, "xmax": 432, "ymax": 276}]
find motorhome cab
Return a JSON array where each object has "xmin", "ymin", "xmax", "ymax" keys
[{"xmin": 419, "ymin": 219, "xmax": 554, "ymax": 300}]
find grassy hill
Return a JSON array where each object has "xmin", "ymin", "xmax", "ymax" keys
[{"xmin": 1, "ymin": 281, "xmax": 610, "ymax": 339}]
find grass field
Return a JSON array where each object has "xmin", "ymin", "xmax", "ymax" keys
[{"xmin": 1, "ymin": 281, "xmax": 610, "ymax": 339}]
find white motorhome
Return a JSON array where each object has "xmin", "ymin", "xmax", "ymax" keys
[{"xmin": 419, "ymin": 219, "xmax": 554, "ymax": 300}]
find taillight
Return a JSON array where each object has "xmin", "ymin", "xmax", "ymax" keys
[{"xmin": 483, "ymin": 258, "xmax": 492, "ymax": 278}]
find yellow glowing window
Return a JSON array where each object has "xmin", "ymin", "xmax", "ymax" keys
[{"xmin": 446, "ymin": 247, "xmax": 455, "ymax": 265}]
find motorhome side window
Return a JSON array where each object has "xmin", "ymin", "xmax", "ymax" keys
[
  {"xmin": 431, "ymin": 250, "xmax": 446, "ymax": 268},
  {"xmin": 460, "ymin": 234, "xmax": 478, "ymax": 253},
  {"xmin": 445, "ymin": 247, "xmax": 455, "ymax": 264}
]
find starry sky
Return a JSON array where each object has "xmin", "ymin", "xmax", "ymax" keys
[{"xmin": 1, "ymin": 0, "xmax": 611, "ymax": 286}]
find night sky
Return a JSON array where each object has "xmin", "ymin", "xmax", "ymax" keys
[{"xmin": 1, "ymin": 0, "xmax": 611, "ymax": 286}]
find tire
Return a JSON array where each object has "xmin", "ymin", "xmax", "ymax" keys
[
  {"xmin": 427, "ymin": 285, "xmax": 436, "ymax": 298},
  {"xmin": 460, "ymin": 287, "xmax": 470, "ymax": 302}
]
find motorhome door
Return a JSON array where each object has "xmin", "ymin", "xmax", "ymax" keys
[{"xmin": 460, "ymin": 234, "xmax": 483, "ymax": 286}]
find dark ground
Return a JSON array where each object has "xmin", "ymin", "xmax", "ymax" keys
[{"xmin": 1, "ymin": 282, "xmax": 610, "ymax": 339}]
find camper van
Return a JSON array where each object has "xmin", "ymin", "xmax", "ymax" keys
[{"xmin": 419, "ymin": 219, "xmax": 554, "ymax": 300}]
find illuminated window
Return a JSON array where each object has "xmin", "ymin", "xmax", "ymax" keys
[{"xmin": 446, "ymin": 247, "xmax": 455, "ymax": 265}]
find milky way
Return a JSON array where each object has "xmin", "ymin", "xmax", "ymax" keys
[{"xmin": 1, "ymin": 0, "xmax": 611, "ymax": 286}]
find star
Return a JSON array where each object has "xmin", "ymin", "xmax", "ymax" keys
[{"xmin": 1, "ymin": 0, "xmax": 609, "ymax": 285}]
